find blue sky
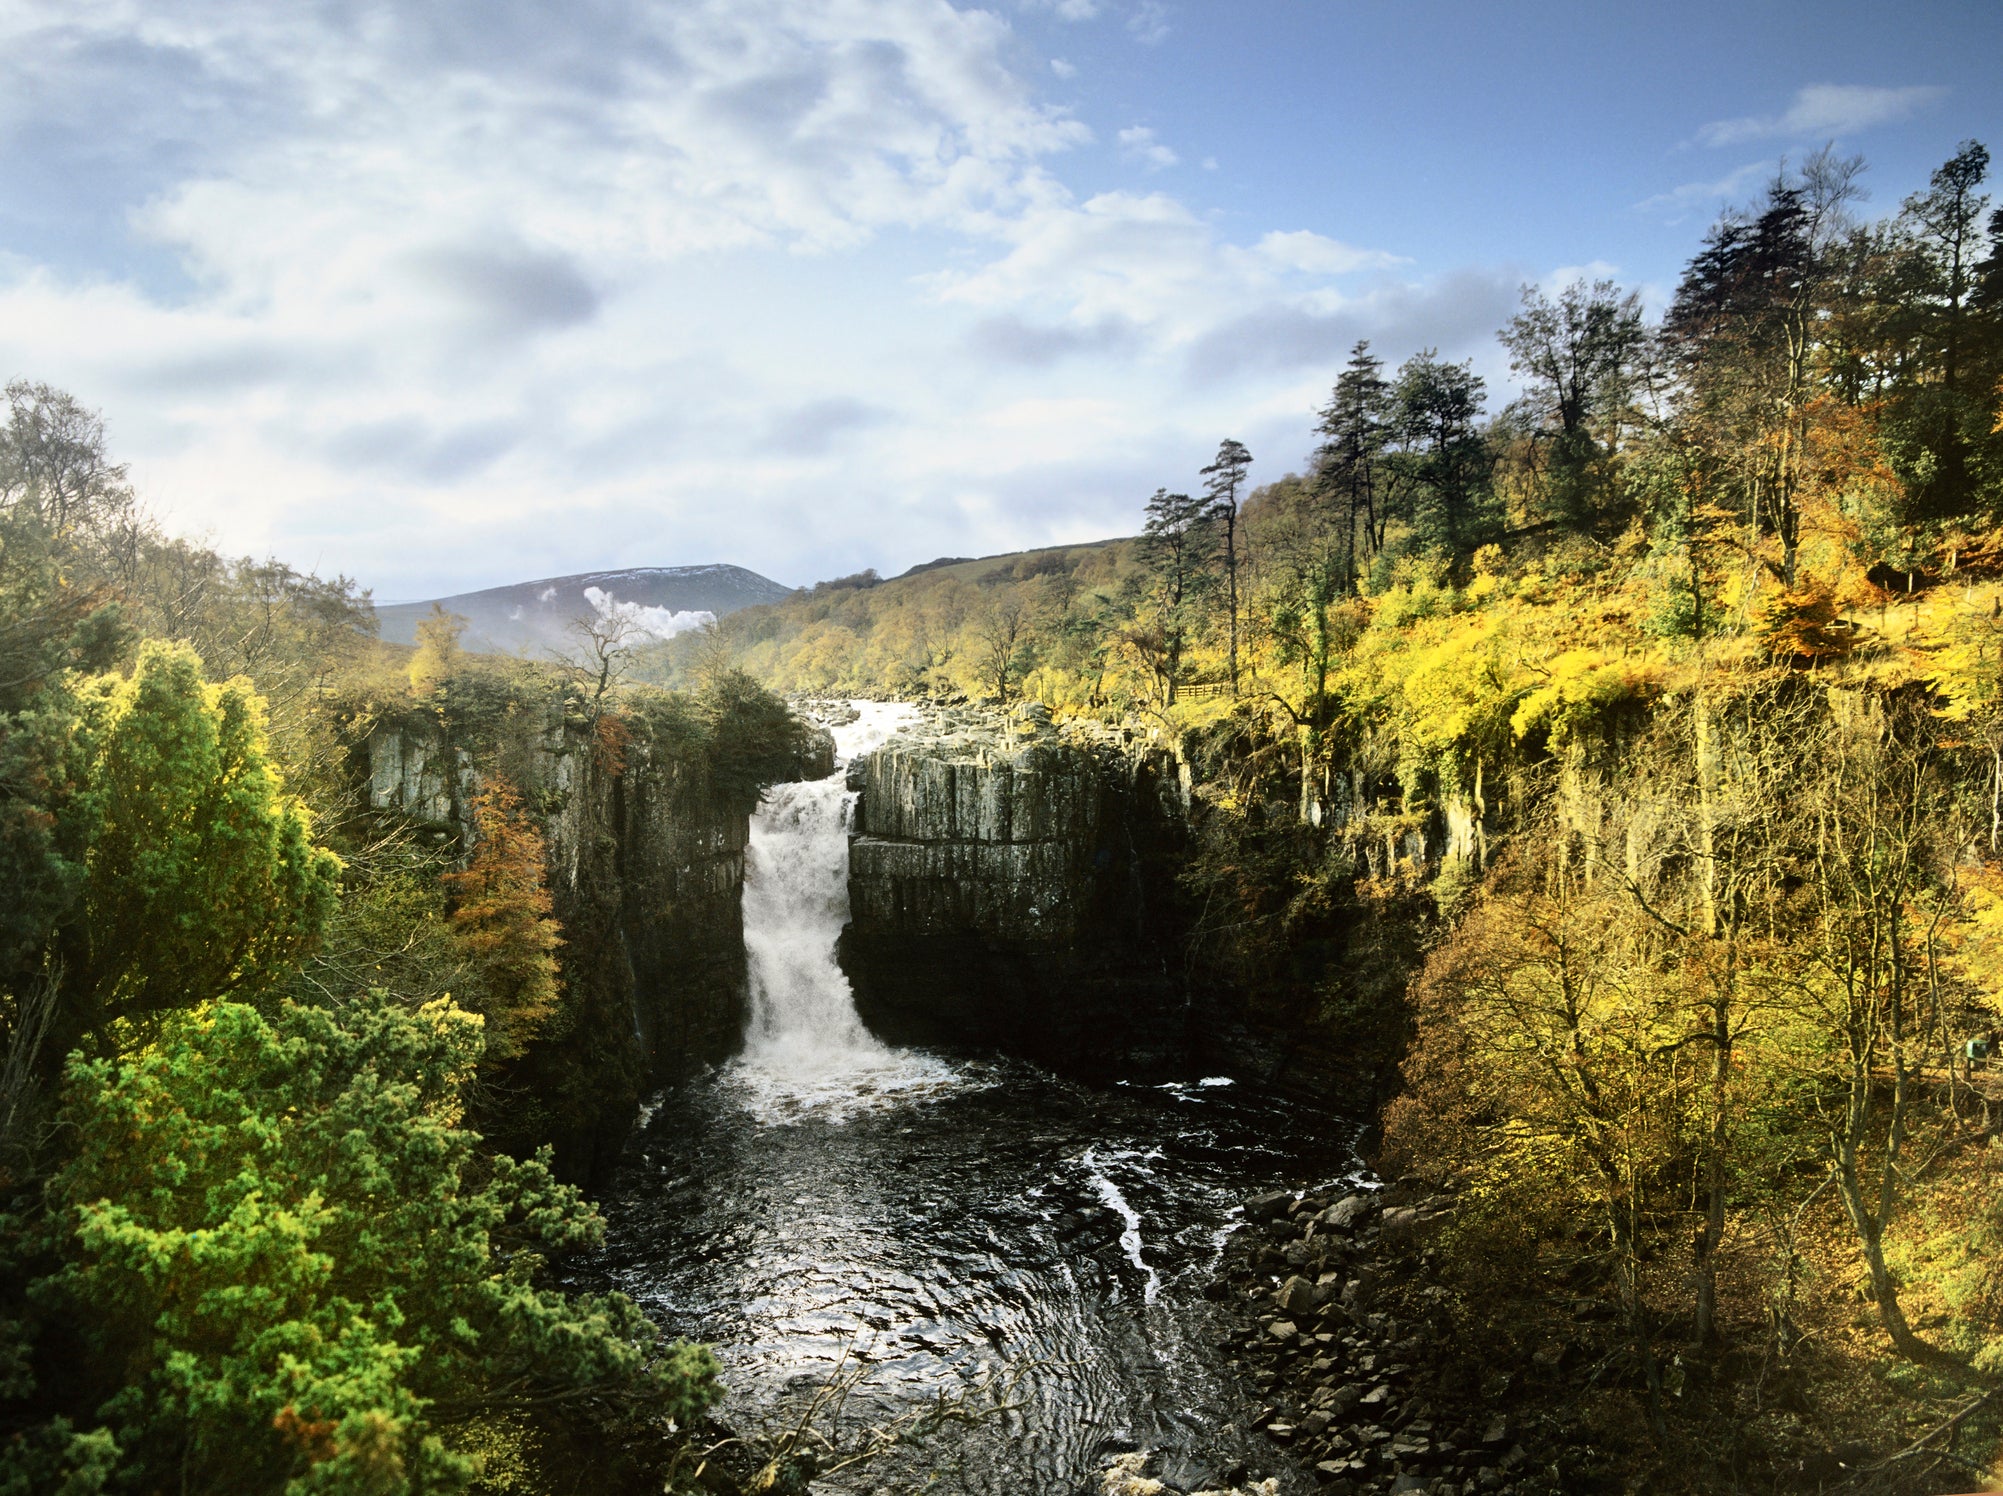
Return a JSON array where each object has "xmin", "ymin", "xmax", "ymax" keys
[{"xmin": 1, "ymin": 1, "xmax": 1997, "ymax": 597}]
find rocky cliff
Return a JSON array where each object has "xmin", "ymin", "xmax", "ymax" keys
[
  {"xmin": 842, "ymin": 705, "xmax": 1195, "ymax": 1069},
  {"xmin": 362, "ymin": 692, "xmax": 827, "ymax": 1181}
]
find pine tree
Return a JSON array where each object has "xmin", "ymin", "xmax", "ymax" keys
[
  {"xmin": 1200, "ymin": 439, "xmax": 1252, "ymax": 694},
  {"xmin": 1389, "ymin": 351, "xmax": 1495, "ymax": 562},
  {"xmin": 1315, "ymin": 341, "xmax": 1392, "ymax": 587}
]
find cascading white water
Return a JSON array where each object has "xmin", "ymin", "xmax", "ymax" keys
[{"xmin": 731, "ymin": 701, "xmax": 959, "ymax": 1121}]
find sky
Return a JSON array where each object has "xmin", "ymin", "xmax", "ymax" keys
[{"xmin": 1, "ymin": 1, "xmax": 1999, "ymax": 598}]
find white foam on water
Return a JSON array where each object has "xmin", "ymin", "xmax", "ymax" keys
[
  {"xmin": 1082, "ymin": 1147, "xmax": 1161, "ymax": 1303},
  {"xmin": 729, "ymin": 701, "xmax": 960, "ymax": 1124}
]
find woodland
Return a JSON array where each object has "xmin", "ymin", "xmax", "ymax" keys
[
  {"xmin": 649, "ymin": 141, "xmax": 2003, "ymax": 1489},
  {"xmin": 0, "ymin": 136, "xmax": 2000, "ymax": 1492}
]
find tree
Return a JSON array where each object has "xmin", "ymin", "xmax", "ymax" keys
[
  {"xmin": 1884, "ymin": 140, "xmax": 1994, "ymax": 522},
  {"xmin": 1665, "ymin": 154, "xmax": 1862, "ymax": 584},
  {"xmin": 1797, "ymin": 699, "xmax": 1955, "ymax": 1364},
  {"xmin": 0, "ymin": 380, "xmax": 141, "ymax": 573},
  {"xmin": 1388, "ymin": 351, "xmax": 1496, "ymax": 562},
  {"xmin": 1253, "ymin": 477, "xmax": 1355, "ymax": 821},
  {"xmin": 1200, "ymin": 439, "xmax": 1253, "ymax": 694},
  {"xmin": 34, "ymin": 992, "xmax": 719, "ymax": 1491},
  {"xmin": 1314, "ymin": 341, "xmax": 1392, "ymax": 587},
  {"xmin": 443, "ymin": 778, "xmax": 563, "ymax": 1063},
  {"xmin": 407, "ymin": 605, "xmax": 467, "ymax": 699},
  {"xmin": 57, "ymin": 641, "xmax": 341, "ymax": 1051},
  {"xmin": 691, "ymin": 667, "xmax": 822, "ymax": 813},
  {"xmin": 1389, "ymin": 871, "xmax": 1683, "ymax": 1440},
  {"xmin": 1499, "ymin": 279, "xmax": 1648, "ymax": 534},
  {"xmin": 971, "ymin": 592, "xmax": 1034, "ymax": 705},
  {"xmin": 1127, "ymin": 488, "xmax": 1213, "ymax": 706}
]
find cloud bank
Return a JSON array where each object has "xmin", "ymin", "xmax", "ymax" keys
[{"xmin": 0, "ymin": 0, "xmax": 1545, "ymax": 596}]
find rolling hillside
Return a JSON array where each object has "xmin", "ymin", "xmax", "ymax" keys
[{"xmin": 376, "ymin": 564, "xmax": 795, "ymax": 655}]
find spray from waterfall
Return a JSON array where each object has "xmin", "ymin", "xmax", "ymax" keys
[{"xmin": 731, "ymin": 702, "xmax": 959, "ymax": 1121}]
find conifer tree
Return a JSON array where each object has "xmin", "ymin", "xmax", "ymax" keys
[
  {"xmin": 1315, "ymin": 341, "xmax": 1391, "ymax": 586},
  {"xmin": 1388, "ymin": 351, "xmax": 1495, "ymax": 562},
  {"xmin": 1200, "ymin": 439, "xmax": 1253, "ymax": 694},
  {"xmin": 1131, "ymin": 488, "xmax": 1213, "ymax": 705}
]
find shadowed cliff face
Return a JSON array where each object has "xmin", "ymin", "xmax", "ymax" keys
[
  {"xmin": 841, "ymin": 707, "xmax": 1196, "ymax": 1072},
  {"xmin": 363, "ymin": 703, "xmax": 834, "ymax": 1182}
]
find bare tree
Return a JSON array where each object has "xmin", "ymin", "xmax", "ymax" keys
[{"xmin": 971, "ymin": 593, "xmax": 1033, "ymax": 704}]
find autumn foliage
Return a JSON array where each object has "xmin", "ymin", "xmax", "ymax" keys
[{"xmin": 442, "ymin": 777, "xmax": 563, "ymax": 1062}]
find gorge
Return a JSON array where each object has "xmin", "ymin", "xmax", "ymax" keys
[{"xmin": 572, "ymin": 703, "xmax": 1367, "ymax": 1494}]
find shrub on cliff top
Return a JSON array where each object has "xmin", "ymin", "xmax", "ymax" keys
[{"xmin": 695, "ymin": 668, "xmax": 822, "ymax": 812}]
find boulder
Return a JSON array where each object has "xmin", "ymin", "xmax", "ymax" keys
[
  {"xmin": 1244, "ymin": 1190, "xmax": 1292, "ymax": 1223},
  {"xmin": 1274, "ymin": 1275, "xmax": 1318, "ymax": 1315},
  {"xmin": 1317, "ymin": 1193, "xmax": 1373, "ymax": 1231}
]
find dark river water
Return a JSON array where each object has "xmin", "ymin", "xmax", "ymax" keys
[
  {"xmin": 584, "ymin": 1056, "xmax": 1364, "ymax": 1494},
  {"xmin": 578, "ymin": 706, "xmax": 1367, "ymax": 1494}
]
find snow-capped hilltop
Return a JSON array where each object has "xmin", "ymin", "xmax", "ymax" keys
[{"xmin": 375, "ymin": 564, "xmax": 795, "ymax": 655}]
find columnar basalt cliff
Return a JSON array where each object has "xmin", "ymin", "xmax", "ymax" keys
[
  {"xmin": 362, "ymin": 699, "xmax": 831, "ymax": 1181},
  {"xmin": 841, "ymin": 706, "xmax": 1195, "ymax": 1069}
]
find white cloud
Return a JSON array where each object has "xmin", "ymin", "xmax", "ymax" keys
[
  {"xmin": 1695, "ymin": 83, "xmax": 1947, "ymax": 148},
  {"xmin": 583, "ymin": 587, "xmax": 717, "ymax": 641},
  {"xmin": 1254, "ymin": 230, "xmax": 1407, "ymax": 276},
  {"xmin": 1118, "ymin": 125, "xmax": 1178, "ymax": 170},
  {"xmin": 1126, "ymin": 0, "xmax": 1171, "ymax": 44},
  {"xmin": 1633, "ymin": 160, "xmax": 1773, "ymax": 220},
  {"xmin": 1022, "ymin": 0, "xmax": 1100, "ymax": 19},
  {"xmin": 0, "ymin": 0, "xmax": 1530, "ymax": 596},
  {"xmin": 1050, "ymin": 57, "xmax": 1077, "ymax": 78}
]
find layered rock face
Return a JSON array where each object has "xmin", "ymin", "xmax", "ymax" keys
[
  {"xmin": 842, "ymin": 708, "xmax": 1194, "ymax": 1068},
  {"xmin": 364, "ymin": 705, "xmax": 779, "ymax": 1180}
]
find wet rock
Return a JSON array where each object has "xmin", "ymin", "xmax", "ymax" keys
[
  {"xmin": 1317, "ymin": 1194, "xmax": 1373, "ymax": 1231},
  {"xmin": 1245, "ymin": 1190, "xmax": 1293, "ymax": 1223},
  {"xmin": 1274, "ymin": 1275, "xmax": 1319, "ymax": 1315},
  {"xmin": 1101, "ymin": 1450, "xmax": 1170, "ymax": 1495}
]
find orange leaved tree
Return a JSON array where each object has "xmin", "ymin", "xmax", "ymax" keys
[{"xmin": 442, "ymin": 777, "xmax": 562, "ymax": 1062}]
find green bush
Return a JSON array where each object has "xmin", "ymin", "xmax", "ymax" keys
[{"xmin": 30, "ymin": 992, "xmax": 717, "ymax": 1493}]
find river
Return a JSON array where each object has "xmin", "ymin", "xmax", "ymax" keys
[{"xmin": 581, "ymin": 704, "xmax": 1366, "ymax": 1494}]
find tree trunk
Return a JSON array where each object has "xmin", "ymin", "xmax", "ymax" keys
[
  {"xmin": 1225, "ymin": 508, "xmax": 1240, "ymax": 696},
  {"xmin": 1833, "ymin": 1143, "xmax": 1930, "ymax": 1360},
  {"xmin": 1692, "ymin": 685, "xmax": 1726, "ymax": 1345}
]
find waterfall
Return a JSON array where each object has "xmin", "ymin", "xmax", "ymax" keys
[{"xmin": 732, "ymin": 702, "xmax": 957, "ymax": 1120}]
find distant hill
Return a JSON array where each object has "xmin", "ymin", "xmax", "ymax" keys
[
  {"xmin": 627, "ymin": 536, "xmax": 1145, "ymax": 701},
  {"xmin": 375, "ymin": 564, "xmax": 796, "ymax": 655}
]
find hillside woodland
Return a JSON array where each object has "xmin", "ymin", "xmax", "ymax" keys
[
  {"xmin": 649, "ymin": 144, "xmax": 2003, "ymax": 1490},
  {"xmin": 1, "ymin": 138, "xmax": 2002, "ymax": 1493},
  {"xmin": 0, "ymin": 382, "xmax": 828, "ymax": 1487}
]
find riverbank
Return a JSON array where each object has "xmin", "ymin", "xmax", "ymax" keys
[
  {"xmin": 1212, "ymin": 1173, "xmax": 2003, "ymax": 1496},
  {"xmin": 1207, "ymin": 1180, "xmax": 1569, "ymax": 1496}
]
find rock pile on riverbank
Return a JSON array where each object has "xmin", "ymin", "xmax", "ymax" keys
[{"xmin": 1212, "ymin": 1180, "xmax": 1573, "ymax": 1496}]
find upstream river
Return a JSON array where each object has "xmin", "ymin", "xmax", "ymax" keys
[{"xmin": 577, "ymin": 705, "xmax": 1366, "ymax": 1494}]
